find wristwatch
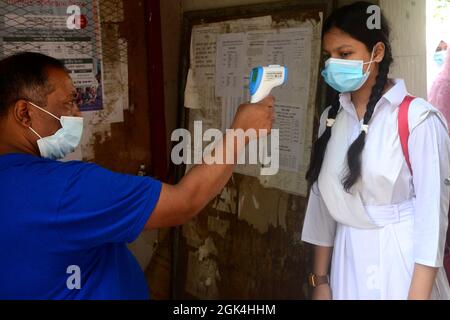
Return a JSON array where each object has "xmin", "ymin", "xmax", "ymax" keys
[{"xmin": 308, "ymin": 273, "xmax": 330, "ymax": 288}]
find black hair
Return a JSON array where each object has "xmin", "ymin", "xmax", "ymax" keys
[
  {"xmin": 306, "ymin": 1, "xmax": 394, "ymax": 192},
  {"xmin": 0, "ymin": 52, "xmax": 66, "ymax": 117}
]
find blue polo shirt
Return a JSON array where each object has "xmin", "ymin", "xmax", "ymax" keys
[{"xmin": 0, "ymin": 153, "xmax": 162, "ymax": 300}]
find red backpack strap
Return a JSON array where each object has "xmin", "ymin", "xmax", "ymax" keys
[{"xmin": 398, "ymin": 95, "xmax": 415, "ymax": 174}]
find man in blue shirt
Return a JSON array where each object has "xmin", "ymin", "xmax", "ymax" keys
[{"xmin": 0, "ymin": 52, "xmax": 275, "ymax": 299}]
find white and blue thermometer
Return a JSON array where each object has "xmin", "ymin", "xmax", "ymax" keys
[{"xmin": 249, "ymin": 65, "xmax": 288, "ymax": 103}]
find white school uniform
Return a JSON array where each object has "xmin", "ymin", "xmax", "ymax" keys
[{"xmin": 302, "ymin": 79, "xmax": 450, "ymax": 300}]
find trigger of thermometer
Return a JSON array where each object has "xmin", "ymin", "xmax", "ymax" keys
[{"xmin": 249, "ymin": 65, "xmax": 287, "ymax": 103}]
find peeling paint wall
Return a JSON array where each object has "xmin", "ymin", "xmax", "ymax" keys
[
  {"xmin": 238, "ymin": 176, "xmax": 289, "ymax": 234},
  {"xmin": 68, "ymin": 0, "xmax": 128, "ymax": 162},
  {"xmin": 185, "ymin": 238, "xmax": 221, "ymax": 299},
  {"xmin": 177, "ymin": 189, "xmax": 311, "ymax": 299}
]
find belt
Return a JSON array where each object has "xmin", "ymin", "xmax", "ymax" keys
[{"xmin": 364, "ymin": 199, "xmax": 415, "ymax": 227}]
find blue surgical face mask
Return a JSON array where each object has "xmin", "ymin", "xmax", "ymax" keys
[
  {"xmin": 434, "ymin": 50, "xmax": 447, "ymax": 67},
  {"xmin": 28, "ymin": 101, "xmax": 84, "ymax": 160},
  {"xmin": 321, "ymin": 50, "xmax": 376, "ymax": 93}
]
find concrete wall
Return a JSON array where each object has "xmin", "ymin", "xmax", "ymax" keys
[{"xmin": 380, "ymin": 0, "xmax": 427, "ymax": 98}]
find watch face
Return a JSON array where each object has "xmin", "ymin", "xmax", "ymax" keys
[
  {"xmin": 308, "ymin": 274, "xmax": 329, "ymax": 288},
  {"xmin": 308, "ymin": 274, "xmax": 317, "ymax": 287}
]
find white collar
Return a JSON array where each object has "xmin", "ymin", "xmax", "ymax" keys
[
  {"xmin": 338, "ymin": 79, "xmax": 409, "ymax": 119},
  {"xmin": 382, "ymin": 79, "xmax": 408, "ymax": 106}
]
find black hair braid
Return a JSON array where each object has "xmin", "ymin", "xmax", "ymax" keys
[
  {"xmin": 342, "ymin": 58, "xmax": 391, "ymax": 192},
  {"xmin": 306, "ymin": 94, "xmax": 341, "ymax": 189}
]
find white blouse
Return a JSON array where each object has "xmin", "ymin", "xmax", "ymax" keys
[{"xmin": 302, "ymin": 79, "xmax": 450, "ymax": 268}]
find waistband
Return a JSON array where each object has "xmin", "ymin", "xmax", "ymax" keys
[{"xmin": 365, "ymin": 199, "xmax": 415, "ymax": 227}]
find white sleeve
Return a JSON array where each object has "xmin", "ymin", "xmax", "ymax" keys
[
  {"xmin": 301, "ymin": 183, "xmax": 337, "ymax": 247},
  {"xmin": 409, "ymin": 113, "xmax": 450, "ymax": 268},
  {"xmin": 301, "ymin": 106, "xmax": 337, "ymax": 247}
]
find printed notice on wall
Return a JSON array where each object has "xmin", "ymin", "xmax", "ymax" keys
[
  {"xmin": 184, "ymin": 15, "xmax": 323, "ymax": 195},
  {"xmin": 215, "ymin": 26, "xmax": 313, "ymax": 184},
  {"xmin": 0, "ymin": 0, "xmax": 103, "ymax": 112}
]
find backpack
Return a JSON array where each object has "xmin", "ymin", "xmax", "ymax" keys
[{"xmin": 398, "ymin": 96, "xmax": 450, "ymax": 282}]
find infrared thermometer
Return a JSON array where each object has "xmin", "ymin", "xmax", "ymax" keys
[{"xmin": 249, "ymin": 65, "xmax": 287, "ymax": 103}]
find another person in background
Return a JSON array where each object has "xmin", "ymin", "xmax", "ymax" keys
[
  {"xmin": 434, "ymin": 40, "xmax": 448, "ymax": 68},
  {"xmin": 429, "ymin": 39, "xmax": 450, "ymax": 132}
]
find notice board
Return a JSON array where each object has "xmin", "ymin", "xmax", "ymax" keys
[
  {"xmin": 180, "ymin": 1, "xmax": 330, "ymax": 197},
  {"xmin": 173, "ymin": 0, "xmax": 334, "ymax": 300}
]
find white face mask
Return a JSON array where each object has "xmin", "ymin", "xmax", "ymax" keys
[{"xmin": 27, "ymin": 101, "xmax": 84, "ymax": 160}]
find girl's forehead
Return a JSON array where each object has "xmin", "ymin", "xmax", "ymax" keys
[{"xmin": 323, "ymin": 30, "xmax": 363, "ymax": 52}]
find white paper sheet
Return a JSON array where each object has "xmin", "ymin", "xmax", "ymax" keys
[
  {"xmin": 215, "ymin": 26, "xmax": 314, "ymax": 178},
  {"xmin": 259, "ymin": 17, "xmax": 323, "ymax": 196},
  {"xmin": 184, "ymin": 24, "xmax": 223, "ymax": 118},
  {"xmin": 215, "ymin": 33, "xmax": 246, "ymax": 98},
  {"xmin": 184, "ymin": 14, "xmax": 323, "ymax": 195}
]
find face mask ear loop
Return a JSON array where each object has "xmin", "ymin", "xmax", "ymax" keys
[
  {"xmin": 363, "ymin": 48, "xmax": 377, "ymax": 74},
  {"xmin": 27, "ymin": 101, "xmax": 61, "ymax": 122},
  {"xmin": 29, "ymin": 126, "xmax": 43, "ymax": 139}
]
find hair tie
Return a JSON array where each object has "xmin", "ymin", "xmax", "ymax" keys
[
  {"xmin": 361, "ymin": 124, "xmax": 369, "ymax": 134},
  {"xmin": 326, "ymin": 118, "xmax": 336, "ymax": 128}
]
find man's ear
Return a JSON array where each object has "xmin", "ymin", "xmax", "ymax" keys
[
  {"xmin": 373, "ymin": 42, "xmax": 386, "ymax": 63},
  {"xmin": 13, "ymin": 100, "xmax": 32, "ymax": 128}
]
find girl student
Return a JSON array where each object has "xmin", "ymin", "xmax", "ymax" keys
[{"xmin": 302, "ymin": 2, "xmax": 450, "ymax": 300}]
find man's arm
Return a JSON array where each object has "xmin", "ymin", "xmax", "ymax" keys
[{"xmin": 145, "ymin": 96, "xmax": 275, "ymax": 230}]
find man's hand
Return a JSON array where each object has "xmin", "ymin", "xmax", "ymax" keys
[
  {"xmin": 231, "ymin": 95, "xmax": 275, "ymax": 137},
  {"xmin": 145, "ymin": 97, "xmax": 276, "ymax": 230}
]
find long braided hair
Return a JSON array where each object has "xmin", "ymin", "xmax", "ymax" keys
[{"xmin": 306, "ymin": 1, "xmax": 394, "ymax": 192}]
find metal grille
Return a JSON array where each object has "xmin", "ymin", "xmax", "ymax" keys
[
  {"xmin": 0, "ymin": 0, "xmax": 127, "ymax": 63},
  {"xmin": 0, "ymin": 0, "xmax": 128, "ymax": 112}
]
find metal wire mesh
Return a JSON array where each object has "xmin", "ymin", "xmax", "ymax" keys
[
  {"xmin": 0, "ymin": 0, "xmax": 127, "ymax": 63},
  {"xmin": 0, "ymin": 0, "xmax": 128, "ymax": 112}
]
